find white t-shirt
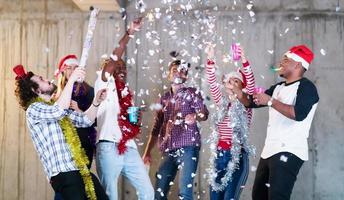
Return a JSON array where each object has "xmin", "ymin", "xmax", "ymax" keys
[
  {"xmin": 94, "ymin": 71, "xmax": 136, "ymax": 148},
  {"xmin": 256, "ymin": 78, "xmax": 319, "ymax": 161}
]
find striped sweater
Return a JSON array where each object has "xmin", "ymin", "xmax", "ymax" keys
[{"xmin": 206, "ymin": 60, "xmax": 255, "ymax": 150}]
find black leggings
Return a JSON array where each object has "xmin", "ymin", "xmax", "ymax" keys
[
  {"xmin": 252, "ymin": 152, "xmax": 304, "ymax": 200},
  {"xmin": 51, "ymin": 171, "xmax": 108, "ymax": 200}
]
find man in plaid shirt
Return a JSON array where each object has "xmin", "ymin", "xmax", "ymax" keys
[
  {"xmin": 143, "ymin": 59, "xmax": 209, "ymax": 200},
  {"xmin": 13, "ymin": 64, "xmax": 108, "ymax": 200}
]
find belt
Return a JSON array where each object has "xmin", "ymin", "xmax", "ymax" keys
[{"xmin": 98, "ymin": 140, "xmax": 114, "ymax": 143}]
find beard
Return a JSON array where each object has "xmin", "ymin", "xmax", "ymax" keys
[{"xmin": 41, "ymin": 84, "xmax": 57, "ymax": 96}]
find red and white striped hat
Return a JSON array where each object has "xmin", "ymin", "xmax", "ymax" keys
[
  {"xmin": 285, "ymin": 45, "xmax": 314, "ymax": 70},
  {"xmin": 55, "ymin": 54, "xmax": 79, "ymax": 77}
]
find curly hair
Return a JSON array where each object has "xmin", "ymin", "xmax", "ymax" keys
[{"xmin": 14, "ymin": 72, "xmax": 39, "ymax": 110}]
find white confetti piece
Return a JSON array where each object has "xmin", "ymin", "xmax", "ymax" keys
[
  {"xmin": 280, "ymin": 155, "xmax": 288, "ymax": 162},
  {"xmin": 251, "ymin": 166, "xmax": 257, "ymax": 172},
  {"xmin": 320, "ymin": 49, "xmax": 326, "ymax": 55},
  {"xmin": 268, "ymin": 50, "xmax": 274, "ymax": 54},
  {"xmin": 246, "ymin": 4, "xmax": 253, "ymax": 10},
  {"xmin": 187, "ymin": 184, "xmax": 192, "ymax": 188},
  {"xmin": 157, "ymin": 174, "xmax": 162, "ymax": 179},
  {"xmin": 249, "ymin": 11, "xmax": 255, "ymax": 17},
  {"xmin": 149, "ymin": 50, "xmax": 155, "ymax": 56},
  {"xmin": 169, "ymin": 30, "xmax": 176, "ymax": 35},
  {"xmin": 265, "ymin": 183, "xmax": 270, "ymax": 187},
  {"xmin": 336, "ymin": 6, "xmax": 341, "ymax": 12}
]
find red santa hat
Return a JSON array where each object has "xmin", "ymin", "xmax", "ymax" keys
[
  {"xmin": 13, "ymin": 64, "xmax": 28, "ymax": 80},
  {"xmin": 285, "ymin": 45, "xmax": 314, "ymax": 70},
  {"xmin": 55, "ymin": 54, "xmax": 79, "ymax": 77}
]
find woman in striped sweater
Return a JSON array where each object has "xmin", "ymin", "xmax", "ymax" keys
[{"xmin": 205, "ymin": 44, "xmax": 256, "ymax": 200}]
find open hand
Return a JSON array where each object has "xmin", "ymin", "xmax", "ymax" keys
[
  {"xmin": 128, "ymin": 17, "xmax": 143, "ymax": 34},
  {"xmin": 205, "ymin": 43, "xmax": 215, "ymax": 60}
]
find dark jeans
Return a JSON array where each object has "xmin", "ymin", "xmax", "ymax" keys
[
  {"xmin": 51, "ymin": 171, "xmax": 108, "ymax": 200},
  {"xmin": 210, "ymin": 150, "xmax": 249, "ymax": 200},
  {"xmin": 155, "ymin": 146, "xmax": 200, "ymax": 200},
  {"xmin": 252, "ymin": 152, "xmax": 304, "ymax": 200}
]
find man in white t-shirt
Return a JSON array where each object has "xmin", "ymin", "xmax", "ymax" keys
[
  {"xmin": 234, "ymin": 45, "xmax": 319, "ymax": 200},
  {"xmin": 94, "ymin": 18, "xmax": 154, "ymax": 200}
]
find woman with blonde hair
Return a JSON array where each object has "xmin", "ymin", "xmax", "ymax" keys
[{"xmin": 55, "ymin": 54, "xmax": 97, "ymax": 168}]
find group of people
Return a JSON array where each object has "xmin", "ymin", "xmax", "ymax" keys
[{"xmin": 13, "ymin": 17, "xmax": 319, "ymax": 200}]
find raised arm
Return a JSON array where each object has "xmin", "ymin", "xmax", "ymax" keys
[
  {"xmin": 239, "ymin": 47, "xmax": 256, "ymax": 95},
  {"xmin": 205, "ymin": 44, "xmax": 223, "ymax": 106},
  {"xmin": 112, "ymin": 17, "xmax": 143, "ymax": 59}
]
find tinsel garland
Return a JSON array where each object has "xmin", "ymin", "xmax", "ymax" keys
[
  {"xmin": 31, "ymin": 98, "xmax": 96, "ymax": 200},
  {"xmin": 115, "ymin": 79, "xmax": 140, "ymax": 154},
  {"xmin": 206, "ymin": 97, "xmax": 255, "ymax": 192}
]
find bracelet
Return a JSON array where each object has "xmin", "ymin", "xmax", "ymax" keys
[{"xmin": 92, "ymin": 102, "xmax": 100, "ymax": 107}]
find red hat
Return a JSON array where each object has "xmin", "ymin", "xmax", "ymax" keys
[
  {"xmin": 285, "ymin": 45, "xmax": 314, "ymax": 70},
  {"xmin": 55, "ymin": 54, "xmax": 79, "ymax": 77},
  {"xmin": 13, "ymin": 64, "xmax": 28, "ymax": 80}
]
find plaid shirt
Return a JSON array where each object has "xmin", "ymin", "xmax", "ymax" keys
[
  {"xmin": 152, "ymin": 86, "xmax": 209, "ymax": 152},
  {"xmin": 26, "ymin": 102, "xmax": 93, "ymax": 179}
]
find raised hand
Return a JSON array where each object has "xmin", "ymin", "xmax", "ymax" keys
[
  {"xmin": 69, "ymin": 67, "xmax": 86, "ymax": 83},
  {"xmin": 128, "ymin": 17, "xmax": 144, "ymax": 34},
  {"xmin": 205, "ymin": 43, "xmax": 215, "ymax": 60},
  {"xmin": 237, "ymin": 46, "xmax": 247, "ymax": 63}
]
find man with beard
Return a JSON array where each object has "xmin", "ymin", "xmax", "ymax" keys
[
  {"xmin": 142, "ymin": 59, "xmax": 209, "ymax": 200},
  {"xmin": 94, "ymin": 18, "xmax": 154, "ymax": 200},
  {"xmin": 13, "ymin": 64, "xmax": 108, "ymax": 200},
  {"xmin": 232, "ymin": 45, "xmax": 319, "ymax": 200}
]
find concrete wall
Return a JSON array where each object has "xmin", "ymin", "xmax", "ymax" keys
[
  {"xmin": 0, "ymin": 0, "xmax": 344, "ymax": 199},
  {"xmin": 124, "ymin": 0, "xmax": 344, "ymax": 200}
]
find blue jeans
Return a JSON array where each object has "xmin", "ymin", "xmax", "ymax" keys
[
  {"xmin": 96, "ymin": 142, "xmax": 154, "ymax": 200},
  {"xmin": 155, "ymin": 146, "xmax": 200, "ymax": 200},
  {"xmin": 210, "ymin": 150, "xmax": 249, "ymax": 200}
]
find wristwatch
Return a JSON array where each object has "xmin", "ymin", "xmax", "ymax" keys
[{"xmin": 267, "ymin": 97, "xmax": 274, "ymax": 107}]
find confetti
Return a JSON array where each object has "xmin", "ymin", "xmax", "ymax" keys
[
  {"xmin": 320, "ymin": 49, "xmax": 326, "ymax": 55},
  {"xmin": 280, "ymin": 155, "xmax": 288, "ymax": 162},
  {"xmin": 246, "ymin": 4, "xmax": 253, "ymax": 10},
  {"xmin": 336, "ymin": 6, "xmax": 341, "ymax": 12},
  {"xmin": 157, "ymin": 174, "xmax": 162, "ymax": 179}
]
